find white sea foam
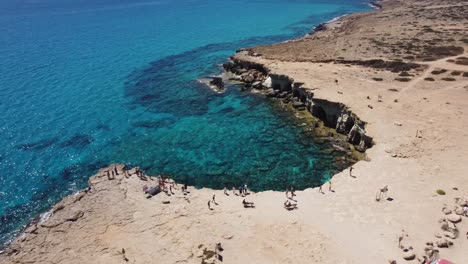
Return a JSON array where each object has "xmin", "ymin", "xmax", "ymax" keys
[
  {"xmin": 39, "ymin": 211, "xmax": 52, "ymax": 224},
  {"xmin": 327, "ymin": 14, "xmax": 348, "ymax": 24}
]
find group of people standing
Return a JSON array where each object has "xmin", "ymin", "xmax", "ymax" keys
[
  {"xmin": 204, "ymin": 184, "xmax": 257, "ymax": 210},
  {"xmin": 223, "ymin": 184, "xmax": 249, "ymax": 197}
]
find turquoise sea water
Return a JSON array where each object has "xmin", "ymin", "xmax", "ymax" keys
[{"xmin": 0, "ymin": 0, "xmax": 370, "ymax": 245}]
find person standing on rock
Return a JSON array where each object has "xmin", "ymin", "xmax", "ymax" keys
[
  {"xmin": 349, "ymin": 166, "xmax": 353, "ymax": 177},
  {"xmin": 158, "ymin": 176, "xmax": 163, "ymax": 187},
  {"xmin": 239, "ymin": 185, "xmax": 244, "ymax": 197},
  {"xmin": 208, "ymin": 200, "xmax": 212, "ymax": 210},
  {"xmin": 285, "ymin": 187, "xmax": 290, "ymax": 199}
]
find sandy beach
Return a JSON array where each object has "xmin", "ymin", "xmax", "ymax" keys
[{"xmin": 1, "ymin": 0, "xmax": 468, "ymax": 263}]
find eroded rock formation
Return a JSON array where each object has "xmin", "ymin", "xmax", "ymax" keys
[{"xmin": 223, "ymin": 57, "xmax": 373, "ymax": 151}]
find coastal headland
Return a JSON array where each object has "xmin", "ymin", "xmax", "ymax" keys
[{"xmin": 1, "ymin": 0, "xmax": 468, "ymax": 263}]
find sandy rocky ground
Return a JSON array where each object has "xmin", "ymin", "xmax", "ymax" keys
[{"xmin": 1, "ymin": 0, "xmax": 468, "ymax": 263}]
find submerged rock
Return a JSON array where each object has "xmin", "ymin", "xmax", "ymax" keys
[{"xmin": 209, "ymin": 77, "xmax": 224, "ymax": 90}]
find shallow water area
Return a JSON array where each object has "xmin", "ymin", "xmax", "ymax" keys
[{"xmin": 0, "ymin": 0, "xmax": 370, "ymax": 245}]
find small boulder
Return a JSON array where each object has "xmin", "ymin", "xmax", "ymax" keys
[
  {"xmin": 52, "ymin": 204, "xmax": 66, "ymax": 213},
  {"xmin": 436, "ymin": 239, "xmax": 453, "ymax": 248},
  {"xmin": 447, "ymin": 214, "xmax": 462, "ymax": 223},
  {"xmin": 266, "ymin": 89, "xmax": 276, "ymax": 97},
  {"xmin": 424, "ymin": 245, "xmax": 433, "ymax": 253},
  {"xmin": 251, "ymin": 52, "xmax": 262, "ymax": 57},
  {"xmin": 243, "ymin": 75, "xmax": 254, "ymax": 83},
  {"xmin": 24, "ymin": 224, "xmax": 38, "ymax": 234},
  {"xmin": 66, "ymin": 210, "xmax": 84, "ymax": 222},
  {"xmin": 402, "ymin": 250, "xmax": 415, "ymax": 260},
  {"xmin": 292, "ymin": 101, "xmax": 305, "ymax": 109},
  {"xmin": 443, "ymin": 231, "xmax": 457, "ymax": 239},
  {"xmin": 454, "ymin": 207, "xmax": 464, "ymax": 215},
  {"xmin": 209, "ymin": 77, "xmax": 224, "ymax": 90},
  {"xmin": 442, "ymin": 207, "xmax": 452, "ymax": 215},
  {"xmin": 262, "ymin": 77, "xmax": 272, "ymax": 88},
  {"xmin": 440, "ymin": 219, "xmax": 449, "ymax": 231},
  {"xmin": 252, "ymin": 81, "xmax": 261, "ymax": 88},
  {"xmin": 425, "ymin": 249, "xmax": 434, "ymax": 258}
]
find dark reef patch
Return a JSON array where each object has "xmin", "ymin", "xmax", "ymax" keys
[
  {"xmin": 123, "ymin": 34, "xmax": 301, "ymax": 116},
  {"xmin": 217, "ymin": 107, "xmax": 236, "ymax": 114},
  {"xmin": 16, "ymin": 137, "xmax": 59, "ymax": 151},
  {"xmin": 96, "ymin": 124, "xmax": 110, "ymax": 131},
  {"xmin": 133, "ymin": 118, "xmax": 176, "ymax": 129},
  {"xmin": 59, "ymin": 134, "xmax": 93, "ymax": 149}
]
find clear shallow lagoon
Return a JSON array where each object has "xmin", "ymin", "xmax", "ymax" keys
[{"xmin": 0, "ymin": 0, "xmax": 370, "ymax": 244}]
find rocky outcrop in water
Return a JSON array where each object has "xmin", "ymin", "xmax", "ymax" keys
[
  {"xmin": 209, "ymin": 77, "xmax": 224, "ymax": 90},
  {"xmin": 313, "ymin": 23, "xmax": 327, "ymax": 33}
]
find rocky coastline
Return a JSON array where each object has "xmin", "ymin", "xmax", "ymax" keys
[
  {"xmin": 1, "ymin": 0, "xmax": 468, "ymax": 263},
  {"xmin": 223, "ymin": 54, "xmax": 373, "ymax": 153}
]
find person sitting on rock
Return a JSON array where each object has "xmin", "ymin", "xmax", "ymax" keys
[
  {"xmin": 284, "ymin": 200, "xmax": 297, "ymax": 210},
  {"xmin": 242, "ymin": 199, "xmax": 255, "ymax": 208}
]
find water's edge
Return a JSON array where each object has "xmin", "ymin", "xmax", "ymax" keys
[
  {"xmin": 0, "ymin": 2, "xmax": 378, "ymax": 250},
  {"xmin": 222, "ymin": 55, "xmax": 374, "ymax": 153}
]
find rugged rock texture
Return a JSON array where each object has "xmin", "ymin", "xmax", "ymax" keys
[
  {"xmin": 2, "ymin": 0, "xmax": 468, "ymax": 263},
  {"xmin": 250, "ymin": 0, "xmax": 468, "ymax": 63},
  {"xmin": 224, "ymin": 58, "xmax": 374, "ymax": 151}
]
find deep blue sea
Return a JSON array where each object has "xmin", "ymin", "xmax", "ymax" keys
[{"xmin": 0, "ymin": 0, "xmax": 370, "ymax": 245}]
